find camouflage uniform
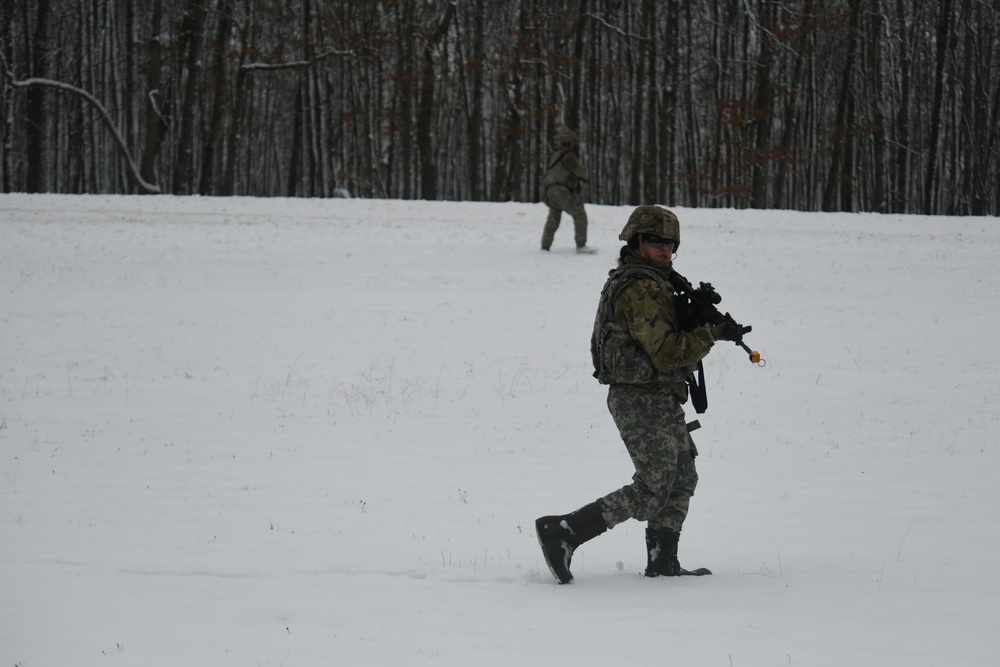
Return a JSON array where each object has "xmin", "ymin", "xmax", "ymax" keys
[
  {"xmin": 536, "ymin": 205, "xmax": 725, "ymax": 584},
  {"xmin": 591, "ymin": 253, "xmax": 716, "ymax": 532},
  {"xmin": 541, "ymin": 129, "xmax": 589, "ymax": 250}
]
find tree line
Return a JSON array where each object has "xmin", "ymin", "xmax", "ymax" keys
[{"xmin": 2, "ymin": 0, "xmax": 998, "ymax": 215}]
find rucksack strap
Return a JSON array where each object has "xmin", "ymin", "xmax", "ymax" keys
[{"xmin": 547, "ymin": 147, "xmax": 570, "ymax": 170}]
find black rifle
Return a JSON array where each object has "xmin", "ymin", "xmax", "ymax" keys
[{"xmin": 668, "ymin": 270, "xmax": 764, "ymax": 366}]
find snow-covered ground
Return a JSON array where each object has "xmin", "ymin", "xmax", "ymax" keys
[{"xmin": 2, "ymin": 193, "xmax": 997, "ymax": 666}]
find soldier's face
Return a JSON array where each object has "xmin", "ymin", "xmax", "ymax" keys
[{"xmin": 637, "ymin": 237, "xmax": 674, "ymax": 265}]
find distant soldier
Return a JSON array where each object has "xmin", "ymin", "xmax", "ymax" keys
[
  {"xmin": 536, "ymin": 205, "xmax": 743, "ymax": 584},
  {"xmin": 541, "ymin": 129, "xmax": 594, "ymax": 253}
]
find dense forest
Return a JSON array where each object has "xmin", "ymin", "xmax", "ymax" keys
[{"xmin": 2, "ymin": 0, "xmax": 999, "ymax": 215}]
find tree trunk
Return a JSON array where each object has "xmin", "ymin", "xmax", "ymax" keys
[
  {"xmin": 641, "ymin": 0, "xmax": 658, "ymax": 205},
  {"xmin": 659, "ymin": 0, "xmax": 679, "ymax": 206},
  {"xmin": 892, "ymin": 0, "xmax": 914, "ymax": 213},
  {"xmin": 139, "ymin": 0, "xmax": 166, "ymax": 191},
  {"xmin": 822, "ymin": 0, "xmax": 861, "ymax": 212},
  {"xmin": 287, "ymin": 79, "xmax": 303, "ymax": 197},
  {"xmin": 627, "ymin": 8, "xmax": 644, "ymax": 206},
  {"xmin": 416, "ymin": 2, "xmax": 455, "ymax": 201},
  {"xmin": 2, "ymin": 0, "xmax": 16, "ymax": 192},
  {"xmin": 396, "ymin": 2, "xmax": 415, "ymax": 199},
  {"xmin": 867, "ymin": 2, "xmax": 889, "ymax": 213},
  {"xmin": 924, "ymin": 0, "xmax": 953, "ymax": 214},
  {"xmin": 220, "ymin": 63, "xmax": 247, "ymax": 196},
  {"xmin": 25, "ymin": 0, "xmax": 50, "ymax": 193},
  {"xmin": 172, "ymin": 0, "xmax": 209, "ymax": 194},
  {"xmin": 566, "ymin": 0, "xmax": 587, "ymax": 133},
  {"xmin": 198, "ymin": 0, "xmax": 233, "ymax": 196},
  {"xmin": 959, "ymin": 0, "xmax": 985, "ymax": 215},
  {"xmin": 749, "ymin": 0, "xmax": 775, "ymax": 209},
  {"xmin": 466, "ymin": 0, "xmax": 485, "ymax": 201}
]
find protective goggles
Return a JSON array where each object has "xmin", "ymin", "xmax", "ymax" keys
[{"xmin": 643, "ymin": 235, "xmax": 677, "ymax": 252}]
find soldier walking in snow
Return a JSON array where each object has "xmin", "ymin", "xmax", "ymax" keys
[
  {"xmin": 540, "ymin": 128, "xmax": 594, "ymax": 253},
  {"xmin": 536, "ymin": 205, "xmax": 742, "ymax": 584}
]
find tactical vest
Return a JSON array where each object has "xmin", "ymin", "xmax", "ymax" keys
[{"xmin": 591, "ymin": 264, "xmax": 697, "ymax": 387}]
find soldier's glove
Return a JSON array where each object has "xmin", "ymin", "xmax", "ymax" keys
[{"xmin": 710, "ymin": 321, "xmax": 742, "ymax": 342}]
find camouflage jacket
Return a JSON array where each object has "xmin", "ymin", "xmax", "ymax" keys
[
  {"xmin": 591, "ymin": 254, "xmax": 716, "ymax": 398},
  {"xmin": 543, "ymin": 147, "xmax": 585, "ymax": 192}
]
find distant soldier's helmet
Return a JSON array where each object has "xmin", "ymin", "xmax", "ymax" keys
[
  {"xmin": 559, "ymin": 129, "xmax": 578, "ymax": 147},
  {"xmin": 618, "ymin": 205, "xmax": 681, "ymax": 249}
]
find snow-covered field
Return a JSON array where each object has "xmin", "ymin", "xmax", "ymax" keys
[{"xmin": 2, "ymin": 193, "xmax": 997, "ymax": 666}]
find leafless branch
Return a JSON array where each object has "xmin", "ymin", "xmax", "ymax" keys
[
  {"xmin": 8, "ymin": 76, "xmax": 160, "ymax": 194},
  {"xmin": 582, "ymin": 12, "xmax": 648, "ymax": 40},
  {"xmin": 241, "ymin": 49, "xmax": 356, "ymax": 72}
]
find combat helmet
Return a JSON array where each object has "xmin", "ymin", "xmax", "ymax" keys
[
  {"xmin": 618, "ymin": 205, "xmax": 680, "ymax": 249},
  {"xmin": 559, "ymin": 128, "xmax": 578, "ymax": 147}
]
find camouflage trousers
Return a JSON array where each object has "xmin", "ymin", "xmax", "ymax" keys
[
  {"xmin": 596, "ymin": 384, "xmax": 699, "ymax": 533},
  {"xmin": 541, "ymin": 186, "xmax": 588, "ymax": 249}
]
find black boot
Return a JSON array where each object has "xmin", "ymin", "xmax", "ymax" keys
[
  {"xmin": 535, "ymin": 502, "xmax": 608, "ymax": 584},
  {"xmin": 644, "ymin": 527, "xmax": 712, "ymax": 577}
]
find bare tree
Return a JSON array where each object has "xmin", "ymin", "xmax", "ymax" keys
[
  {"xmin": 140, "ymin": 0, "xmax": 167, "ymax": 191},
  {"xmin": 822, "ymin": 0, "xmax": 861, "ymax": 212},
  {"xmin": 415, "ymin": 1, "xmax": 455, "ymax": 200},
  {"xmin": 172, "ymin": 0, "xmax": 209, "ymax": 194},
  {"xmin": 924, "ymin": 0, "xmax": 954, "ymax": 213},
  {"xmin": 198, "ymin": 0, "xmax": 234, "ymax": 196},
  {"xmin": 2, "ymin": 0, "xmax": 999, "ymax": 214},
  {"xmin": 25, "ymin": 0, "xmax": 50, "ymax": 192}
]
